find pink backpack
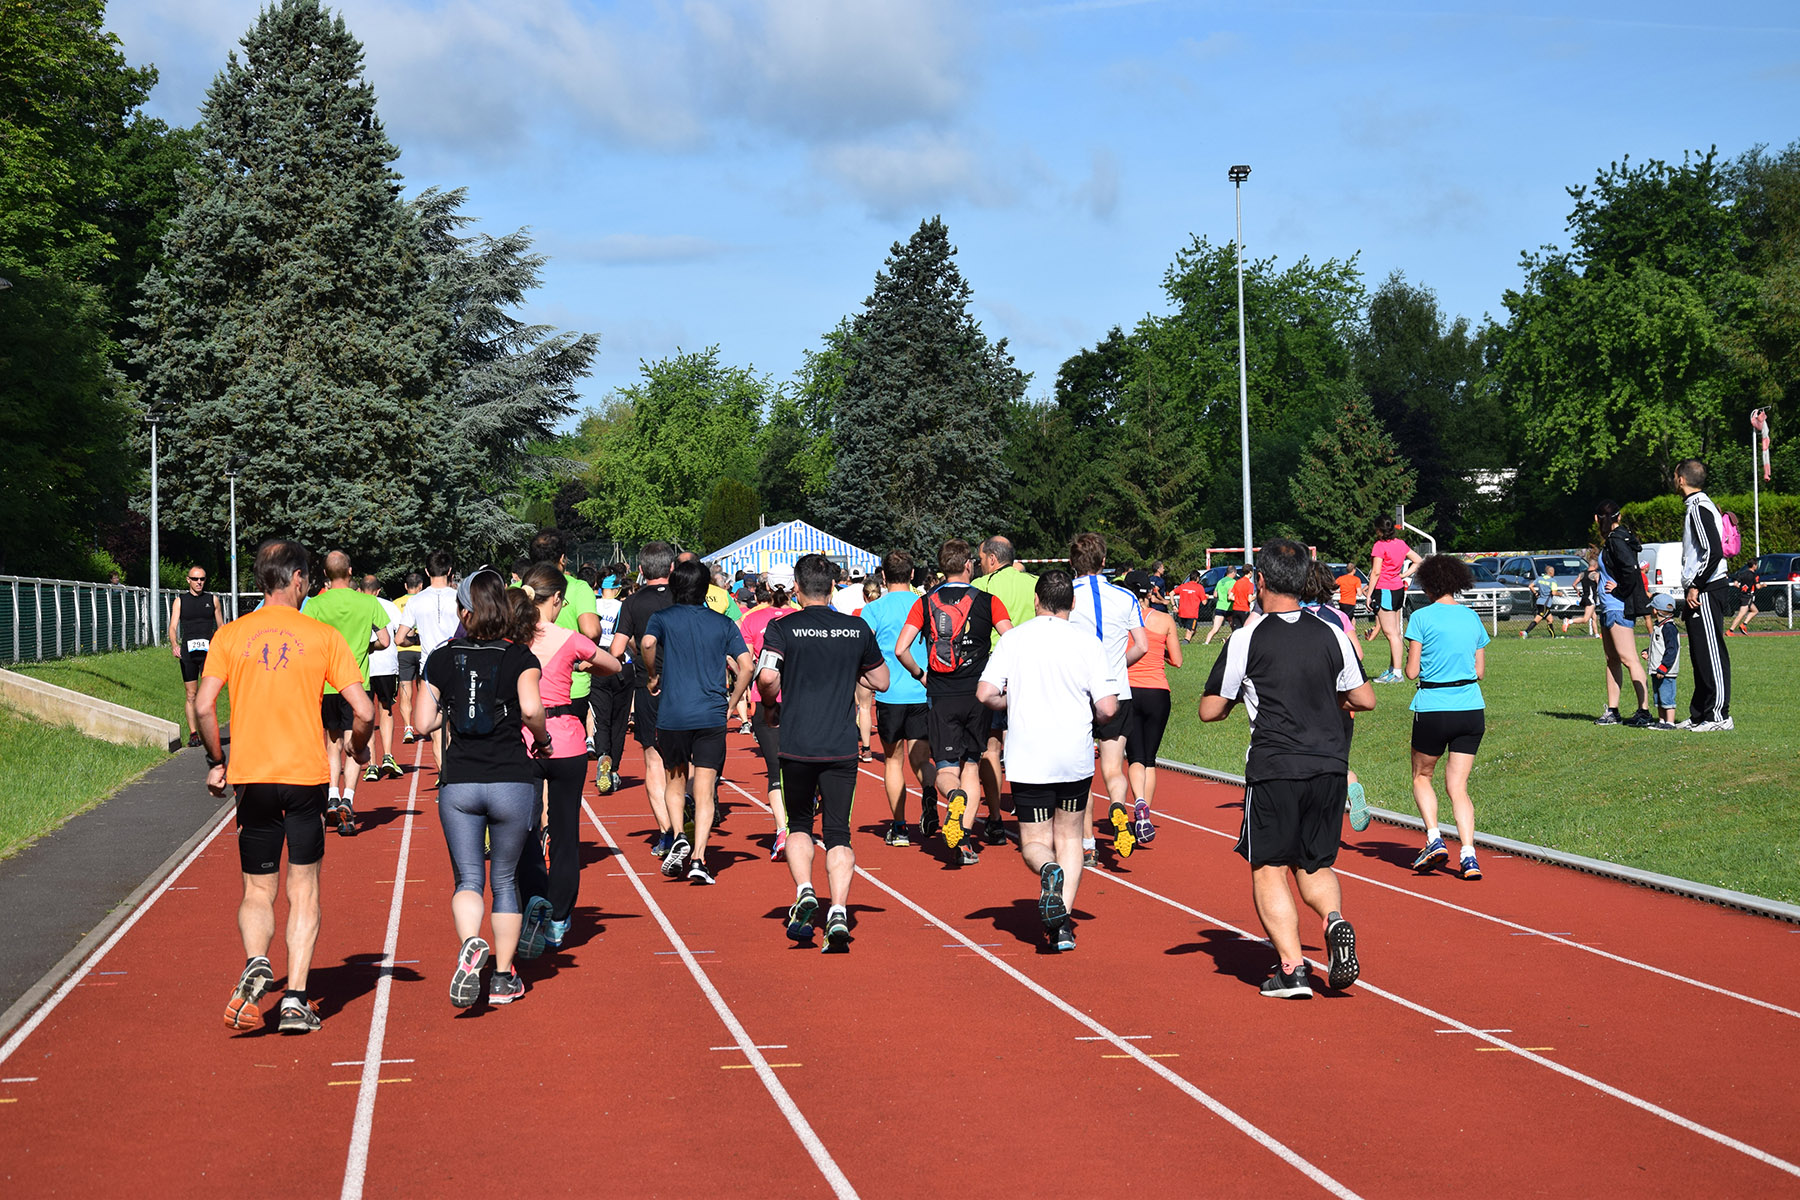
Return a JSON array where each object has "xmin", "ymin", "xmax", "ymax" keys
[{"xmin": 1720, "ymin": 511, "xmax": 1742, "ymax": 558}]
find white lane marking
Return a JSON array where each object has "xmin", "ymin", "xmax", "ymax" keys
[
  {"xmin": 712, "ymin": 1044, "xmax": 788, "ymax": 1051},
  {"xmin": 1147, "ymin": 804, "xmax": 1800, "ymax": 1021},
  {"xmin": 583, "ymin": 796, "xmax": 858, "ymax": 1200},
  {"xmin": 1101, "ymin": 869, "xmax": 1800, "ymax": 1180},
  {"xmin": 2, "ymin": 1076, "xmax": 37, "ymax": 1083},
  {"xmin": 0, "ymin": 809, "xmax": 235, "ymax": 1067},
  {"xmin": 1076, "ymin": 1035, "xmax": 1150, "ymax": 1041},
  {"xmin": 1435, "ymin": 1029, "xmax": 1511, "ymax": 1035},
  {"xmin": 340, "ymin": 742, "xmax": 425, "ymax": 1200},
  {"xmin": 332, "ymin": 1059, "xmax": 415, "ymax": 1067},
  {"xmin": 724, "ymin": 779, "xmax": 1360, "ymax": 1199}
]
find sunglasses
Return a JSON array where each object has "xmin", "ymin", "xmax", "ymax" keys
[{"xmin": 188, "ymin": 575, "xmax": 206, "ymax": 582}]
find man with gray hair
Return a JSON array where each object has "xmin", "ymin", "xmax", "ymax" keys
[
  {"xmin": 974, "ymin": 535, "xmax": 1038, "ymax": 844},
  {"xmin": 612, "ymin": 541, "xmax": 679, "ymax": 856}
]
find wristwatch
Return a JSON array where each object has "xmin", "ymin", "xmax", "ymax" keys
[{"xmin": 205, "ymin": 751, "xmax": 225, "ymax": 768}]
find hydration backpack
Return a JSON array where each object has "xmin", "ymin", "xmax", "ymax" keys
[
  {"xmin": 924, "ymin": 586, "xmax": 981, "ymax": 674},
  {"xmin": 444, "ymin": 640, "xmax": 510, "ymax": 736},
  {"xmin": 1720, "ymin": 511, "xmax": 1742, "ymax": 558}
]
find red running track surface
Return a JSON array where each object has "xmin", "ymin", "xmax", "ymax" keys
[{"xmin": 1, "ymin": 730, "xmax": 1796, "ymax": 1198}]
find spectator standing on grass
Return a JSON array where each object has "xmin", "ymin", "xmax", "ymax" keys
[
  {"xmin": 1645, "ymin": 594, "xmax": 1682, "ymax": 729},
  {"xmin": 1363, "ymin": 523, "xmax": 1423, "ymax": 682},
  {"xmin": 203, "ymin": 540, "xmax": 374, "ymax": 1035},
  {"xmin": 1676, "ymin": 460, "xmax": 1733, "ymax": 729},
  {"xmin": 1593, "ymin": 501, "xmax": 1654, "ymax": 728},
  {"xmin": 1200, "ymin": 539, "xmax": 1373, "ymax": 998},
  {"xmin": 1403, "ymin": 556, "xmax": 1490, "ymax": 880},
  {"xmin": 170, "ymin": 563, "xmax": 224, "ymax": 748}
]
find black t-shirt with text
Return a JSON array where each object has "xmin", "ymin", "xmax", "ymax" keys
[
  {"xmin": 616, "ymin": 584, "xmax": 673, "ymax": 670},
  {"xmin": 424, "ymin": 638, "xmax": 538, "ymax": 786},
  {"xmin": 763, "ymin": 606, "xmax": 885, "ymax": 761}
]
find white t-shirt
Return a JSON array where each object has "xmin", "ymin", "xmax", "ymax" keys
[
  {"xmin": 979, "ymin": 616, "xmax": 1117, "ymax": 785},
  {"xmin": 368, "ymin": 596, "xmax": 403, "ymax": 677},
  {"xmin": 832, "ymin": 583, "xmax": 865, "ymax": 615},
  {"xmin": 1069, "ymin": 574, "xmax": 1144, "ymax": 700},
  {"xmin": 398, "ymin": 584, "xmax": 460, "ymax": 663}
]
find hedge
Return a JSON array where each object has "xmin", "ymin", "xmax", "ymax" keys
[{"xmin": 1620, "ymin": 493, "xmax": 1800, "ymax": 567}]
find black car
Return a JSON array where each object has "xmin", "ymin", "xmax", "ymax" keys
[{"xmin": 1754, "ymin": 553, "xmax": 1800, "ymax": 617}]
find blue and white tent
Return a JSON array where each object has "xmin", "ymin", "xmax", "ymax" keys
[{"xmin": 701, "ymin": 520, "xmax": 880, "ymax": 578}]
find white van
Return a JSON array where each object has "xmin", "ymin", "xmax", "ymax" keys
[{"xmin": 1638, "ymin": 542, "xmax": 1683, "ymax": 597}]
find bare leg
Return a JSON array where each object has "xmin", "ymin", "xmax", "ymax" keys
[
  {"xmin": 281, "ymin": 861, "xmax": 321, "ymax": 991},
  {"xmin": 881, "ymin": 739, "xmax": 907, "ymax": 822},
  {"xmin": 1410, "ymin": 749, "xmax": 1443, "ymax": 832},
  {"xmin": 1251, "ymin": 866, "xmax": 1305, "ymax": 965},
  {"xmin": 643, "ymin": 747, "xmax": 672, "ymax": 833},
  {"xmin": 1605, "ymin": 622, "xmax": 1648, "ymax": 710},
  {"xmin": 691, "ymin": 766, "xmax": 718, "ymax": 861},
  {"xmin": 1381, "ymin": 609, "xmax": 1404, "ymax": 674},
  {"xmin": 786, "ymin": 830, "xmax": 815, "ymax": 889},
  {"xmin": 491, "ymin": 910, "xmax": 521, "ymax": 973},
  {"xmin": 1443, "ymin": 750, "xmax": 1477, "ymax": 849},
  {"xmin": 373, "ymin": 696, "xmax": 392, "ymax": 762},
  {"xmin": 239, "ymin": 873, "xmax": 279, "ymax": 961},
  {"xmin": 324, "ymin": 728, "xmax": 345, "ymax": 793},
  {"xmin": 662, "ymin": 760, "xmax": 687, "ymax": 838},
  {"xmin": 184, "ymin": 679, "xmax": 202, "ymax": 738},
  {"xmin": 824, "ymin": 845, "xmax": 854, "ymax": 908},
  {"xmin": 1294, "ymin": 866, "xmax": 1343, "ymax": 926},
  {"xmin": 980, "ymin": 733, "xmax": 1005, "ymax": 822}
]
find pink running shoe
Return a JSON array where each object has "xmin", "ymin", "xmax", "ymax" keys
[{"xmin": 771, "ymin": 830, "xmax": 788, "ymax": 862}]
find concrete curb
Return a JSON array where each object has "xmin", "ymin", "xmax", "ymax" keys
[
  {"xmin": 0, "ymin": 667, "xmax": 180, "ymax": 751},
  {"xmin": 1154, "ymin": 755, "xmax": 1800, "ymax": 925}
]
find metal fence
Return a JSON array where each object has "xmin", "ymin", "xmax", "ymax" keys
[{"xmin": 0, "ymin": 577, "xmax": 261, "ymax": 665}]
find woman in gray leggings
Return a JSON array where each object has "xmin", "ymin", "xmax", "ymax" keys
[{"xmin": 413, "ymin": 570, "xmax": 550, "ymax": 1008}]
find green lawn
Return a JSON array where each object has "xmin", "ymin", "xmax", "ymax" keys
[
  {"xmin": 1162, "ymin": 624, "xmax": 1800, "ymax": 904},
  {"xmin": 12, "ymin": 645, "xmax": 228, "ymax": 729}
]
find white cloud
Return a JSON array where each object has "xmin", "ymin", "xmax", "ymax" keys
[
  {"xmin": 1182, "ymin": 31, "xmax": 1245, "ymax": 61},
  {"xmin": 814, "ymin": 131, "xmax": 1024, "ymax": 219}
]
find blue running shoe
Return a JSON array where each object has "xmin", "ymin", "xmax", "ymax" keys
[
  {"xmin": 1460, "ymin": 853, "xmax": 1482, "ymax": 881},
  {"xmin": 545, "ymin": 917, "xmax": 570, "ymax": 949},
  {"xmin": 1038, "ymin": 862, "xmax": 1067, "ymax": 931},
  {"xmin": 1133, "ymin": 798, "xmax": 1156, "ymax": 845},
  {"xmin": 1346, "ymin": 781, "xmax": 1370, "ymax": 832},
  {"xmin": 1411, "ymin": 838, "xmax": 1449, "ymax": 873},
  {"xmin": 518, "ymin": 896, "xmax": 552, "ymax": 960},
  {"xmin": 786, "ymin": 887, "xmax": 818, "ymax": 942}
]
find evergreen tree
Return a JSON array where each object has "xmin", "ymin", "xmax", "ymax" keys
[
  {"xmin": 133, "ymin": 0, "xmax": 456, "ymax": 575},
  {"xmin": 1290, "ymin": 388, "xmax": 1416, "ymax": 559},
  {"xmin": 817, "ymin": 217, "xmax": 1026, "ymax": 553},
  {"xmin": 1099, "ymin": 377, "xmax": 1211, "ymax": 566}
]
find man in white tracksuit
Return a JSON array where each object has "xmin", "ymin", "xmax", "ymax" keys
[{"xmin": 1675, "ymin": 459, "xmax": 1732, "ymax": 730}]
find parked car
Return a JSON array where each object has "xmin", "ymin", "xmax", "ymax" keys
[
  {"xmin": 1754, "ymin": 552, "xmax": 1800, "ymax": 618},
  {"xmin": 1637, "ymin": 542, "xmax": 1683, "ymax": 598},
  {"xmin": 1403, "ymin": 559, "xmax": 1531, "ymax": 619}
]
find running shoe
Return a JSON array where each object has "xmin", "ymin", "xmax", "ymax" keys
[
  {"xmin": 379, "ymin": 754, "xmax": 401, "ymax": 780},
  {"xmin": 1460, "ymin": 853, "xmax": 1482, "ymax": 881},
  {"xmin": 1324, "ymin": 917, "xmax": 1359, "ymax": 989},
  {"xmin": 450, "ymin": 936, "xmax": 490, "ymax": 1008},
  {"xmin": 1260, "ymin": 963, "xmax": 1312, "ymax": 999},
  {"xmin": 544, "ymin": 917, "xmax": 570, "ymax": 949},
  {"xmin": 823, "ymin": 907, "xmax": 851, "ymax": 953},
  {"xmin": 662, "ymin": 837, "xmax": 691, "ymax": 877},
  {"xmin": 585, "ymin": 736, "xmax": 597, "ymax": 758},
  {"xmin": 858, "ymin": 743, "xmax": 872, "ymax": 763},
  {"xmin": 771, "ymin": 830, "xmax": 788, "ymax": 862},
  {"xmin": 1651, "ymin": 720, "xmax": 1679, "ymax": 731},
  {"xmin": 1346, "ymin": 780, "xmax": 1370, "ymax": 832},
  {"xmin": 787, "ymin": 887, "xmax": 818, "ymax": 941},
  {"xmin": 224, "ymin": 956, "xmax": 274, "ymax": 1030},
  {"xmin": 1133, "ymin": 799, "xmax": 1156, "ymax": 845},
  {"xmin": 596, "ymin": 756, "xmax": 614, "ymax": 795},
  {"xmin": 609, "ymin": 771, "xmax": 623, "ymax": 793},
  {"xmin": 1374, "ymin": 669, "xmax": 1403, "ymax": 683},
  {"xmin": 362, "ymin": 762, "xmax": 380, "ymax": 783},
  {"xmin": 1054, "ymin": 920, "xmax": 1078, "ymax": 953},
  {"xmin": 1083, "ymin": 847, "xmax": 1098, "ymax": 869},
  {"xmin": 650, "ymin": 830, "xmax": 673, "ymax": 858},
  {"xmin": 943, "ymin": 789, "xmax": 968, "ymax": 849},
  {"xmin": 981, "ymin": 819, "xmax": 1009, "ymax": 846},
  {"xmin": 487, "ymin": 968, "xmax": 526, "ymax": 1005},
  {"xmin": 518, "ymin": 896, "xmax": 553, "ymax": 960},
  {"xmin": 1621, "ymin": 710, "xmax": 1655, "ymax": 729},
  {"xmin": 1594, "ymin": 709, "xmax": 1622, "ymax": 726},
  {"xmin": 687, "ymin": 860, "xmax": 716, "ymax": 885},
  {"xmin": 884, "ymin": 821, "xmax": 912, "ymax": 847},
  {"xmin": 335, "ymin": 798, "xmax": 358, "ymax": 837},
  {"xmin": 403, "ymin": 725, "xmax": 417, "ymax": 744},
  {"xmin": 277, "ymin": 995, "xmax": 322, "ymax": 1032},
  {"xmin": 1411, "ymin": 838, "xmax": 1449, "ymax": 873},
  {"xmin": 918, "ymin": 800, "xmax": 941, "ymax": 841},
  {"xmin": 188, "ymin": 730, "xmax": 203, "ymax": 748},
  {"xmin": 1108, "ymin": 800, "xmax": 1137, "ymax": 859},
  {"xmin": 958, "ymin": 842, "xmax": 980, "ymax": 866},
  {"xmin": 1037, "ymin": 862, "xmax": 1067, "ymax": 931}
]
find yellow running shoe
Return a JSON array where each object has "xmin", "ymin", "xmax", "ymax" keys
[
  {"xmin": 1109, "ymin": 801, "xmax": 1136, "ymax": 858},
  {"xmin": 943, "ymin": 789, "xmax": 967, "ymax": 849}
]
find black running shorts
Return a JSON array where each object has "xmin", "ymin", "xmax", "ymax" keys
[
  {"xmin": 657, "ymin": 725, "xmax": 726, "ymax": 773},
  {"xmin": 875, "ymin": 701, "xmax": 927, "ymax": 747},
  {"xmin": 1011, "ymin": 778, "xmax": 1088, "ymax": 824},
  {"xmin": 179, "ymin": 650, "xmax": 206, "ymax": 684},
  {"xmin": 370, "ymin": 674, "xmax": 398, "ymax": 710},
  {"xmin": 1124, "ymin": 688, "xmax": 1170, "ymax": 766},
  {"xmin": 633, "ymin": 687, "xmax": 661, "ymax": 749},
  {"xmin": 1410, "ymin": 708, "xmax": 1486, "ymax": 758},
  {"xmin": 781, "ymin": 757, "xmax": 858, "ymax": 849},
  {"xmin": 1092, "ymin": 695, "xmax": 1133, "ymax": 743},
  {"xmin": 236, "ymin": 782, "xmax": 327, "ymax": 874},
  {"xmin": 320, "ymin": 693, "xmax": 355, "ymax": 734},
  {"xmin": 926, "ymin": 692, "xmax": 988, "ymax": 768},
  {"xmin": 1233, "ymin": 774, "xmax": 1346, "ymax": 871}
]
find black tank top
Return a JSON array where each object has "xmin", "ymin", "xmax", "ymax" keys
[{"xmin": 176, "ymin": 592, "xmax": 219, "ymax": 651}]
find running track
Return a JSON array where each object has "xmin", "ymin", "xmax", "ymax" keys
[{"xmin": 2, "ymin": 732, "xmax": 1797, "ymax": 1198}]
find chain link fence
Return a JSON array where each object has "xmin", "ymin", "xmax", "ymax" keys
[{"xmin": 0, "ymin": 577, "xmax": 261, "ymax": 665}]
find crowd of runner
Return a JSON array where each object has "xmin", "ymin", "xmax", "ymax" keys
[{"xmin": 191, "ymin": 460, "xmax": 1740, "ymax": 1029}]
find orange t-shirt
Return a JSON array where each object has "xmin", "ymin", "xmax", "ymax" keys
[
  {"xmin": 203, "ymin": 604, "xmax": 361, "ymax": 785},
  {"xmin": 1230, "ymin": 575, "xmax": 1254, "ymax": 612},
  {"xmin": 1336, "ymin": 573, "xmax": 1360, "ymax": 606}
]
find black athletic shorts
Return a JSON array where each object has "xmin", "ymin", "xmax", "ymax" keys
[
  {"xmin": 927, "ymin": 692, "xmax": 988, "ymax": 767},
  {"xmin": 236, "ymin": 782, "xmax": 327, "ymax": 874},
  {"xmin": 1338, "ymin": 602, "xmax": 1356, "ymax": 621},
  {"xmin": 1093, "ymin": 695, "xmax": 1134, "ymax": 743},
  {"xmin": 781, "ymin": 757, "xmax": 859, "ymax": 849},
  {"xmin": 1234, "ymin": 774, "xmax": 1346, "ymax": 871},
  {"xmin": 397, "ymin": 650, "xmax": 422, "ymax": 682},
  {"xmin": 179, "ymin": 650, "xmax": 206, "ymax": 684},
  {"xmin": 1176, "ymin": 615, "xmax": 1197, "ymax": 632},
  {"xmin": 370, "ymin": 674, "xmax": 398, "ymax": 710},
  {"xmin": 875, "ymin": 701, "xmax": 926, "ymax": 748},
  {"xmin": 1011, "ymin": 778, "xmax": 1088, "ymax": 824},
  {"xmin": 1124, "ymin": 688, "xmax": 1170, "ymax": 766},
  {"xmin": 633, "ymin": 687, "xmax": 661, "ymax": 749},
  {"xmin": 321, "ymin": 693, "xmax": 355, "ymax": 734},
  {"xmin": 1411, "ymin": 708, "xmax": 1486, "ymax": 757},
  {"xmin": 1227, "ymin": 610, "xmax": 1248, "ymax": 630},
  {"xmin": 657, "ymin": 725, "xmax": 726, "ymax": 773}
]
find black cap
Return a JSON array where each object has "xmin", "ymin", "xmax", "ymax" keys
[{"xmin": 1122, "ymin": 569, "xmax": 1153, "ymax": 596}]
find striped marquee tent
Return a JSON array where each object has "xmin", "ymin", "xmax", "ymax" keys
[{"xmin": 700, "ymin": 520, "xmax": 881, "ymax": 578}]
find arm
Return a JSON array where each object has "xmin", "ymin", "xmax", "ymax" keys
[
  {"xmin": 1404, "ymin": 637, "xmax": 1422, "ymax": 680},
  {"xmin": 1163, "ymin": 615, "xmax": 1183, "ymax": 668},
  {"xmin": 895, "ymin": 624, "xmax": 924, "ymax": 682},
  {"xmin": 340, "ymin": 682, "xmax": 376, "ymax": 763},
  {"xmin": 411, "ymin": 681, "xmax": 441, "ymax": 736},
  {"xmin": 975, "ymin": 680, "xmax": 1007, "ymax": 711},
  {"xmin": 725, "ymin": 650, "xmax": 755, "ymax": 717},
  {"xmin": 198, "ymin": 674, "xmax": 228, "ymax": 795},
  {"xmin": 1093, "ymin": 691, "xmax": 1119, "ymax": 722},
  {"xmin": 1686, "ymin": 506, "xmax": 1725, "ymax": 599},
  {"xmin": 1124, "ymin": 624, "xmax": 1148, "ymax": 666},
  {"xmin": 640, "ymin": 634, "xmax": 660, "ymax": 693},
  {"xmin": 577, "ymin": 612, "xmax": 600, "ymax": 639},
  {"xmin": 1198, "ymin": 693, "xmax": 1234, "ymax": 722},
  {"xmin": 1339, "ymin": 680, "xmax": 1377, "ymax": 712},
  {"xmin": 1473, "ymin": 646, "xmax": 1486, "ymax": 682},
  {"xmin": 585, "ymin": 644, "xmax": 623, "ymax": 677},
  {"xmin": 1402, "ymin": 548, "xmax": 1424, "ymax": 576},
  {"xmin": 372, "ymin": 625, "xmax": 391, "ymax": 650},
  {"xmin": 168, "ymin": 596, "xmax": 181, "ymax": 657},
  {"xmin": 860, "ymin": 660, "xmax": 890, "ymax": 694},
  {"xmin": 516, "ymin": 667, "xmax": 549, "ymax": 753}
]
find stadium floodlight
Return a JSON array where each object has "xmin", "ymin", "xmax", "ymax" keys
[
  {"xmin": 225, "ymin": 461, "xmax": 243, "ymax": 619},
  {"xmin": 1230, "ymin": 164, "xmax": 1253, "ymax": 565}
]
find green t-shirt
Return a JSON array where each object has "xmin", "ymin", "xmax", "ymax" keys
[
  {"xmin": 974, "ymin": 567, "xmax": 1038, "ymax": 647},
  {"xmin": 302, "ymin": 587, "xmax": 385, "ymax": 692},
  {"xmin": 558, "ymin": 572, "xmax": 599, "ymax": 699}
]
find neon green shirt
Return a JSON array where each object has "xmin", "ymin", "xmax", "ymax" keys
[{"xmin": 301, "ymin": 587, "xmax": 385, "ymax": 692}]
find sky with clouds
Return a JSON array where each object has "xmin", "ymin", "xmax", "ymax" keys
[{"xmin": 108, "ymin": 0, "xmax": 1800, "ymax": 416}]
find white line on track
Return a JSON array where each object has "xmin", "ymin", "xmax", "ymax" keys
[
  {"xmin": 339, "ymin": 741, "xmax": 425, "ymax": 1200},
  {"xmin": 1100, "ymin": 868, "xmax": 1800, "ymax": 1180},
  {"xmin": 721, "ymin": 779, "xmax": 1362, "ymax": 1199},
  {"xmin": 1144, "ymin": 802, "xmax": 1800, "ymax": 1020},
  {"xmin": 0, "ymin": 809, "xmax": 236, "ymax": 1068},
  {"xmin": 581, "ymin": 796, "xmax": 858, "ymax": 1200}
]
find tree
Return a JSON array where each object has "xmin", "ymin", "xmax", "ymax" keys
[
  {"xmin": 1004, "ymin": 327, "xmax": 1132, "ymax": 555},
  {"xmin": 817, "ymin": 217, "xmax": 1026, "ymax": 552},
  {"xmin": 1096, "ymin": 375, "xmax": 1211, "ymax": 566},
  {"xmin": 1726, "ymin": 141, "xmax": 1800, "ymax": 491},
  {"xmin": 755, "ymin": 321, "xmax": 846, "ymax": 524},
  {"xmin": 1291, "ymin": 389, "xmax": 1416, "ymax": 560},
  {"xmin": 133, "ymin": 0, "xmax": 458, "ymax": 577},
  {"xmin": 698, "ymin": 477, "xmax": 761, "ymax": 550}
]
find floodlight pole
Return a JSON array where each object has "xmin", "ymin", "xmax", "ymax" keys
[
  {"xmin": 147, "ymin": 413, "xmax": 162, "ymax": 645},
  {"xmin": 1230, "ymin": 164, "xmax": 1253, "ymax": 566},
  {"xmin": 225, "ymin": 465, "xmax": 241, "ymax": 620}
]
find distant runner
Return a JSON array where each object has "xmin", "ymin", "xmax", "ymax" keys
[
  {"xmin": 170, "ymin": 563, "xmax": 225, "ymax": 748},
  {"xmin": 300, "ymin": 551, "xmax": 389, "ymax": 834},
  {"xmin": 860, "ymin": 551, "xmax": 934, "ymax": 847}
]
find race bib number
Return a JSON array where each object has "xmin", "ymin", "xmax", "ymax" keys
[{"xmin": 186, "ymin": 638, "xmax": 210, "ymax": 653}]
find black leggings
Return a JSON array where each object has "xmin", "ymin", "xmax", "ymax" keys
[
  {"xmin": 751, "ymin": 704, "xmax": 781, "ymax": 789},
  {"xmin": 782, "ymin": 758, "xmax": 858, "ymax": 849},
  {"xmin": 515, "ymin": 755, "xmax": 588, "ymax": 922},
  {"xmin": 591, "ymin": 665, "xmax": 634, "ymax": 767},
  {"xmin": 1125, "ymin": 687, "xmax": 1172, "ymax": 767}
]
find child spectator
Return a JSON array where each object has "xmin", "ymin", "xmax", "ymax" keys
[{"xmin": 1646, "ymin": 594, "xmax": 1682, "ymax": 728}]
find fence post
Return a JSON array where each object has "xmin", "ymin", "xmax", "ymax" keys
[
  {"xmin": 34, "ymin": 582, "xmax": 43, "ymax": 660},
  {"xmin": 10, "ymin": 579, "xmax": 18, "ymax": 663}
]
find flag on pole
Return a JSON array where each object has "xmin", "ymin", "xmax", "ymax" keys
[{"xmin": 1751, "ymin": 409, "xmax": 1772, "ymax": 481}]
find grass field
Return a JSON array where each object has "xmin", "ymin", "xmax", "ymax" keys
[
  {"xmin": 1162, "ymin": 623, "xmax": 1800, "ymax": 904},
  {"xmin": 3, "ymin": 647, "xmax": 225, "ymax": 859}
]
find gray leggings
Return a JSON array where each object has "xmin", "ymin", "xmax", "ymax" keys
[{"xmin": 439, "ymin": 780, "xmax": 537, "ymax": 915}]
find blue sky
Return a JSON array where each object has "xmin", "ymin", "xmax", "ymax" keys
[{"xmin": 110, "ymin": 1, "xmax": 1800, "ymax": 419}]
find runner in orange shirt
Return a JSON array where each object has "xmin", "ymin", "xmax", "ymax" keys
[{"xmin": 198, "ymin": 540, "xmax": 374, "ymax": 1035}]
